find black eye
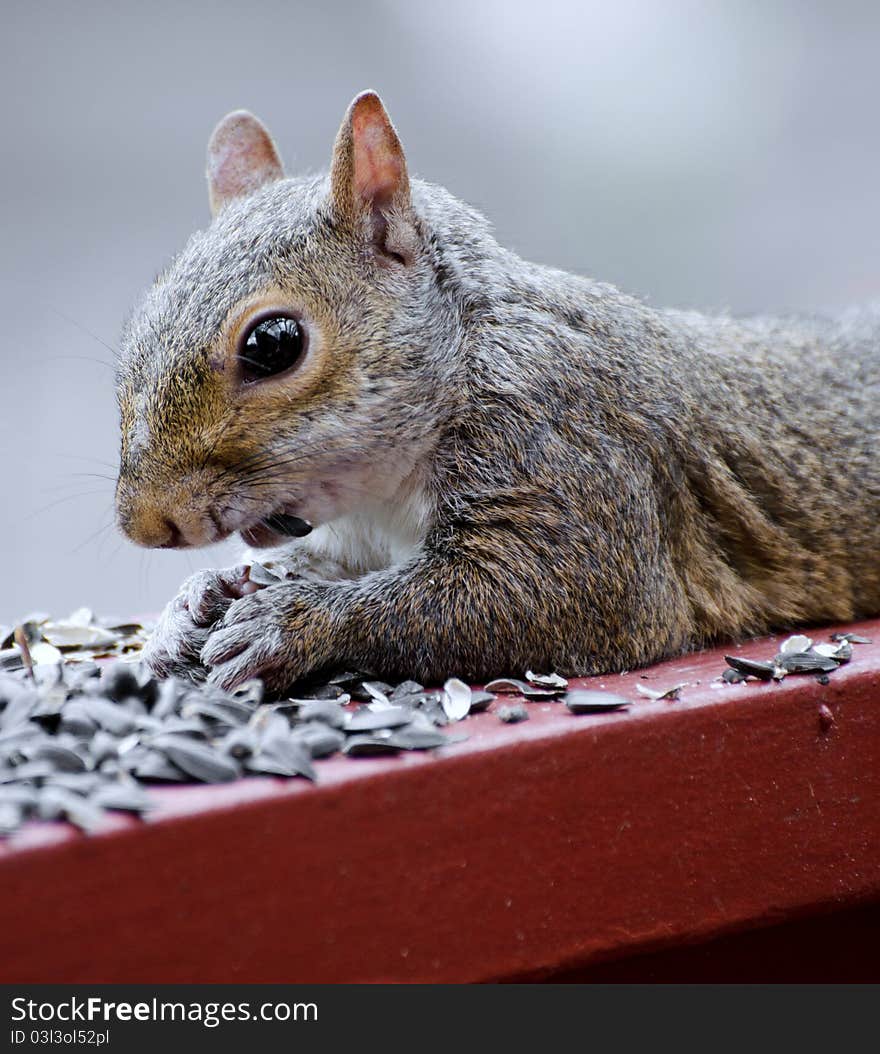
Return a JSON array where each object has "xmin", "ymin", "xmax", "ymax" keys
[{"xmin": 238, "ymin": 315, "xmax": 305, "ymax": 382}]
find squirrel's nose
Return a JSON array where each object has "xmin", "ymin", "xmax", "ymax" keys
[
  {"xmin": 117, "ymin": 494, "xmax": 222, "ymax": 549},
  {"xmin": 159, "ymin": 519, "xmax": 185, "ymax": 549},
  {"xmin": 118, "ymin": 507, "xmax": 189, "ymax": 549}
]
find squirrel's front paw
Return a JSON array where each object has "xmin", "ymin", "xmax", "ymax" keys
[
  {"xmin": 142, "ymin": 565, "xmax": 262, "ymax": 680},
  {"xmin": 200, "ymin": 582, "xmax": 337, "ymax": 694}
]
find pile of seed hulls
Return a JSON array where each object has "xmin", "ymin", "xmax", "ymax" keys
[
  {"xmin": 722, "ymin": 631, "xmax": 870, "ymax": 684},
  {"xmin": 0, "ymin": 662, "xmax": 453, "ymax": 837},
  {"xmin": 0, "ymin": 609, "xmax": 151, "ymax": 672},
  {"xmin": 0, "ymin": 654, "xmax": 629, "ymax": 839}
]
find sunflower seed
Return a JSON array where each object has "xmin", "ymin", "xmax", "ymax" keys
[
  {"xmin": 635, "ymin": 682, "xmax": 687, "ymax": 701},
  {"xmin": 0, "ymin": 733, "xmax": 39, "ymax": 768},
  {"xmin": 132, "ymin": 750, "xmax": 187, "ymax": 783},
  {"xmin": 484, "ymin": 678, "xmax": 562, "ymax": 699},
  {"xmin": 361, "ymin": 681, "xmax": 394, "ymax": 706},
  {"xmin": 242, "ymin": 752, "xmax": 292, "ymax": 776},
  {"xmin": 45, "ymin": 772, "xmax": 103, "ymax": 794},
  {"xmin": 0, "ymin": 722, "xmax": 41, "ymax": 750},
  {"xmin": 82, "ymin": 697, "xmax": 138, "ymax": 736},
  {"xmin": 248, "ymin": 562, "xmax": 282, "ymax": 586},
  {"xmin": 0, "ymin": 801, "xmax": 23, "ymax": 835},
  {"xmin": 417, "ymin": 695, "xmax": 449, "ymax": 726},
  {"xmin": 179, "ymin": 701, "xmax": 238, "ymax": 727},
  {"xmin": 91, "ymin": 783, "xmax": 152, "ymax": 814},
  {"xmin": 485, "ymin": 678, "xmax": 531, "ymax": 694},
  {"xmin": 221, "ymin": 726, "xmax": 259, "ymax": 759},
  {"xmin": 387, "ymin": 725, "xmax": 448, "ymax": 750},
  {"xmin": 38, "ymin": 786, "xmax": 104, "ymax": 832},
  {"xmin": 813, "ymin": 641, "xmax": 853, "ymax": 663},
  {"xmin": 100, "ymin": 664, "xmax": 141, "ymax": 703},
  {"xmin": 777, "ymin": 651, "xmax": 840, "ymax": 674},
  {"xmin": 153, "ymin": 717, "xmax": 209, "ymax": 738},
  {"xmin": 90, "ymin": 731, "xmax": 119, "ymax": 766},
  {"xmin": 349, "ymin": 679, "xmax": 395, "ymax": 703},
  {"xmin": 724, "ymin": 656, "xmax": 776, "ymax": 681},
  {"xmin": 294, "ymin": 723, "xmax": 346, "ymax": 758},
  {"xmin": 497, "ymin": 703, "xmax": 529, "ymax": 723},
  {"xmin": 0, "ymin": 648, "xmax": 24, "ymax": 672},
  {"xmin": 0, "ymin": 784, "xmax": 39, "ymax": 808},
  {"xmin": 28, "ymin": 642, "xmax": 64, "ymax": 667},
  {"xmin": 326, "ymin": 670, "xmax": 364, "ymax": 687},
  {"xmin": 779, "ymin": 634, "xmax": 813, "ymax": 655},
  {"xmin": 59, "ymin": 700, "xmax": 98, "ymax": 737},
  {"xmin": 0, "ymin": 760, "xmax": 53, "ymax": 782},
  {"xmin": 389, "ymin": 680, "xmax": 426, "ymax": 702},
  {"xmin": 525, "ymin": 670, "xmax": 568, "ymax": 689},
  {"xmin": 1, "ymin": 692, "xmax": 38, "ymax": 730},
  {"xmin": 262, "ymin": 513, "xmax": 312, "ymax": 538},
  {"xmin": 255, "ymin": 712, "xmax": 291, "ymax": 743},
  {"xmin": 343, "ymin": 735, "xmax": 404, "ymax": 757},
  {"xmin": 441, "ymin": 678, "xmax": 472, "ymax": 721},
  {"xmin": 132, "ymin": 666, "xmax": 159, "ymax": 708},
  {"xmin": 565, "ymin": 690, "xmax": 630, "ymax": 713},
  {"xmin": 295, "ymin": 699, "xmax": 348, "ymax": 728},
  {"xmin": 152, "ymin": 677, "xmax": 185, "ymax": 719},
  {"xmin": 134, "ymin": 714, "xmax": 164, "ymax": 735},
  {"xmin": 229, "ymin": 678, "xmax": 265, "ymax": 706},
  {"xmin": 26, "ymin": 741, "xmax": 88, "ymax": 772},
  {"xmin": 260, "ymin": 733, "xmax": 316, "ymax": 780},
  {"xmin": 345, "ymin": 706, "xmax": 413, "ymax": 732},
  {"xmin": 152, "ymin": 735, "xmax": 239, "ymax": 783},
  {"xmin": 43, "ymin": 621, "xmax": 118, "ymax": 650},
  {"xmin": 468, "ymin": 690, "xmax": 495, "ymax": 713}
]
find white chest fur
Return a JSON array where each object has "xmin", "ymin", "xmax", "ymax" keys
[{"xmin": 242, "ymin": 477, "xmax": 434, "ymax": 581}]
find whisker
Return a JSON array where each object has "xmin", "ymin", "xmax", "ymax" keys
[
  {"xmin": 53, "ymin": 453, "xmax": 118, "ymax": 471},
  {"xmin": 68, "ymin": 516, "xmax": 116, "ymax": 557},
  {"xmin": 38, "ymin": 479, "xmax": 115, "ymax": 497},
  {"xmin": 96, "ymin": 521, "xmax": 125, "ymax": 565},
  {"xmin": 48, "ymin": 471, "xmax": 117, "ymax": 484},
  {"xmin": 45, "ymin": 354, "xmax": 116, "ymax": 373},
  {"xmin": 46, "ymin": 304, "xmax": 122, "ymax": 364},
  {"xmin": 26, "ymin": 490, "xmax": 113, "ymax": 520}
]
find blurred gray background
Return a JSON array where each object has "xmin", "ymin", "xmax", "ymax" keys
[{"xmin": 3, "ymin": 0, "xmax": 880, "ymax": 621}]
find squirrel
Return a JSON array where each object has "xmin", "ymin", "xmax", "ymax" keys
[{"xmin": 115, "ymin": 90, "xmax": 880, "ymax": 693}]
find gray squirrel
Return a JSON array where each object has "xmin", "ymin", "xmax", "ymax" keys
[{"xmin": 114, "ymin": 90, "xmax": 880, "ymax": 692}]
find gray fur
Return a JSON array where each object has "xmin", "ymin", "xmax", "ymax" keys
[{"xmin": 116, "ymin": 100, "xmax": 880, "ymax": 692}]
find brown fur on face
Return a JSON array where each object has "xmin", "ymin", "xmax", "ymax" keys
[
  {"xmin": 123, "ymin": 92, "xmax": 880, "ymax": 692},
  {"xmin": 116, "ymin": 139, "xmax": 453, "ymax": 550}
]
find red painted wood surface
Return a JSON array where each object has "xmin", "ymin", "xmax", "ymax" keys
[
  {"xmin": 2, "ymin": 620, "xmax": 879, "ymax": 983},
  {"xmin": 539, "ymin": 900, "xmax": 880, "ymax": 982}
]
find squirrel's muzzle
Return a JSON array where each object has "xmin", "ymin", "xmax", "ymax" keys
[{"xmin": 116, "ymin": 484, "xmax": 226, "ymax": 550}]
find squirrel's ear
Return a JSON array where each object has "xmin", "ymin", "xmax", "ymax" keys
[
  {"xmin": 329, "ymin": 91, "xmax": 415, "ymax": 263},
  {"xmin": 206, "ymin": 110, "xmax": 284, "ymax": 216}
]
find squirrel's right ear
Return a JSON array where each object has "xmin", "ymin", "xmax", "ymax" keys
[
  {"xmin": 206, "ymin": 110, "xmax": 284, "ymax": 216},
  {"xmin": 329, "ymin": 91, "xmax": 416, "ymax": 264}
]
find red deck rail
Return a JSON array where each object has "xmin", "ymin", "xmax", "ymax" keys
[{"xmin": 2, "ymin": 621, "xmax": 879, "ymax": 982}]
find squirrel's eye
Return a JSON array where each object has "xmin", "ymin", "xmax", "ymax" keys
[{"xmin": 238, "ymin": 315, "xmax": 305, "ymax": 382}]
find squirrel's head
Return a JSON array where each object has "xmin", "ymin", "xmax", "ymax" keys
[{"xmin": 115, "ymin": 91, "xmax": 459, "ymax": 549}]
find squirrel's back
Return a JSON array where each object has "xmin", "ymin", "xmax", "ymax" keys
[{"xmin": 418, "ymin": 191, "xmax": 880, "ymax": 641}]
